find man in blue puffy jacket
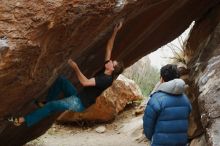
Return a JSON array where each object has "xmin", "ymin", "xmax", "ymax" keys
[{"xmin": 143, "ymin": 64, "xmax": 192, "ymax": 146}]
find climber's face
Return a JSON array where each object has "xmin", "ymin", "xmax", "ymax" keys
[{"xmin": 105, "ymin": 60, "xmax": 118, "ymax": 71}]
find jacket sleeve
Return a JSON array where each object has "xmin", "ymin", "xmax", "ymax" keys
[{"xmin": 143, "ymin": 95, "xmax": 161, "ymax": 140}]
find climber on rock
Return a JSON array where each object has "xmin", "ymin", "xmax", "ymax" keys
[{"xmin": 8, "ymin": 21, "xmax": 124, "ymax": 127}]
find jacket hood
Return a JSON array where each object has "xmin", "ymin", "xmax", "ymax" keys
[{"xmin": 155, "ymin": 79, "xmax": 186, "ymax": 95}]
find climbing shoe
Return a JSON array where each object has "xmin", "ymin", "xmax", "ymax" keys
[{"xmin": 7, "ymin": 116, "xmax": 21, "ymax": 126}]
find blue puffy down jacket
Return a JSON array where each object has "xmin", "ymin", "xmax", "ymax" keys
[{"xmin": 143, "ymin": 79, "xmax": 192, "ymax": 146}]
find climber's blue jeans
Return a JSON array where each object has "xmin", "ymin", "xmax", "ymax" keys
[{"xmin": 24, "ymin": 76, "xmax": 85, "ymax": 127}]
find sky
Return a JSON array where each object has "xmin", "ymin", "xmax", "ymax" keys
[{"xmin": 148, "ymin": 22, "xmax": 194, "ymax": 69}]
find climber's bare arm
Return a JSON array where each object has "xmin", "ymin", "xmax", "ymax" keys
[
  {"xmin": 68, "ymin": 59, "xmax": 95, "ymax": 86},
  {"xmin": 105, "ymin": 21, "xmax": 123, "ymax": 61}
]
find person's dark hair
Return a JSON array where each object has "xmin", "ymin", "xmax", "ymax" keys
[
  {"xmin": 112, "ymin": 61, "xmax": 124, "ymax": 80},
  {"xmin": 160, "ymin": 64, "xmax": 180, "ymax": 82}
]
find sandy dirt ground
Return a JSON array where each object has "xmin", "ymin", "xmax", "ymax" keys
[{"xmin": 25, "ymin": 106, "xmax": 150, "ymax": 146}]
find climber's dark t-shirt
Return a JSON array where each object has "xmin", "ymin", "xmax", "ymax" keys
[{"xmin": 78, "ymin": 72, "xmax": 113, "ymax": 108}]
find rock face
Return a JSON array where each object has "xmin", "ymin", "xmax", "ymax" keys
[
  {"xmin": 185, "ymin": 4, "xmax": 220, "ymax": 146},
  {"xmin": 57, "ymin": 75, "xmax": 143, "ymax": 123},
  {"xmin": 189, "ymin": 135, "xmax": 207, "ymax": 146},
  {"xmin": 0, "ymin": 0, "xmax": 219, "ymax": 145}
]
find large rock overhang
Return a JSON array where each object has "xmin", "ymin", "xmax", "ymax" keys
[{"xmin": 0, "ymin": 0, "xmax": 219, "ymax": 145}]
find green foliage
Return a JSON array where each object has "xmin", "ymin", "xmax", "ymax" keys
[{"xmin": 123, "ymin": 57, "xmax": 159, "ymax": 97}]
